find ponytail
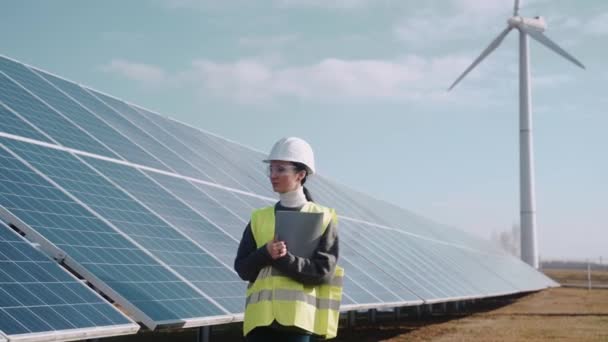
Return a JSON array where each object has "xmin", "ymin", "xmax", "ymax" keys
[
  {"xmin": 303, "ymin": 186, "xmax": 314, "ymax": 202},
  {"xmin": 293, "ymin": 162, "xmax": 314, "ymax": 202}
]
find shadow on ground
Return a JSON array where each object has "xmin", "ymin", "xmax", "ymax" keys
[{"xmin": 103, "ymin": 293, "xmax": 532, "ymax": 342}]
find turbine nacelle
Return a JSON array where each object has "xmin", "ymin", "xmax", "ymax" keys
[{"xmin": 508, "ymin": 16, "xmax": 547, "ymax": 32}]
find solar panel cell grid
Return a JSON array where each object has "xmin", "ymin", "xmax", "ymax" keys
[
  {"xmin": 0, "ymin": 221, "xmax": 137, "ymax": 337},
  {"xmin": 0, "ymin": 139, "xmax": 225, "ymax": 327},
  {"xmin": 340, "ymin": 221, "xmax": 440, "ymax": 300},
  {"xmin": 0, "ymin": 103, "xmax": 51, "ymax": 143},
  {"xmin": 10, "ymin": 66, "xmax": 174, "ymax": 173},
  {"xmin": 31, "ymin": 68, "xmax": 171, "ymax": 172},
  {"xmin": 135, "ymin": 110, "xmax": 252, "ymax": 191},
  {"xmin": 81, "ymin": 89, "xmax": 212, "ymax": 181},
  {"xmin": 82, "ymin": 156, "xmax": 246, "ymax": 313},
  {"xmin": 143, "ymin": 172, "xmax": 244, "ymax": 263},
  {"xmin": 0, "ymin": 67, "xmax": 116, "ymax": 158},
  {"xmin": 376, "ymin": 229, "xmax": 477, "ymax": 298}
]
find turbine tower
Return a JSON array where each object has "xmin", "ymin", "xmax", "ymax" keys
[{"xmin": 448, "ymin": 0, "xmax": 585, "ymax": 268}]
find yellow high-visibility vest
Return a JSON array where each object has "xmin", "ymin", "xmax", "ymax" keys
[{"xmin": 243, "ymin": 202, "xmax": 344, "ymax": 339}]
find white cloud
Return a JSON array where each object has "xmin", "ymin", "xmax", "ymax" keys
[
  {"xmin": 101, "ymin": 59, "xmax": 167, "ymax": 87},
  {"xmin": 185, "ymin": 55, "xmax": 482, "ymax": 103},
  {"xmin": 102, "ymin": 54, "xmax": 493, "ymax": 104}
]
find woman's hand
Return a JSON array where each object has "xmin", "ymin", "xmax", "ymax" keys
[{"xmin": 266, "ymin": 235, "xmax": 287, "ymax": 259}]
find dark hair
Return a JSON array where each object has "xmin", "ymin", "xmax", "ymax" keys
[{"xmin": 292, "ymin": 162, "xmax": 314, "ymax": 202}]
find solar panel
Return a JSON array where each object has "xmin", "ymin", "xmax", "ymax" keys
[
  {"xmin": 0, "ymin": 221, "xmax": 139, "ymax": 341},
  {"xmin": 0, "ymin": 69, "xmax": 117, "ymax": 159},
  {"xmin": 0, "ymin": 102, "xmax": 52, "ymax": 143},
  {"xmin": 81, "ymin": 156, "xmax": 246, "ymax": 313},
  {"xmin": 0, "ymin": 137, "xmax": 241, "ymax": 314},
  {"xmin": 0, "ymin": 54, "xmax": 558, "ymax": 335},
  {"xmin": 131, "ymin": 107, "xmax": 259, "ymax": 193},
  {"xmin": 0, "ymin": 138, "xmax": 230, "ymax": 329},
  {"xmin": 142, "ymin": 171, "xmax": 250, "ymax": 260}
]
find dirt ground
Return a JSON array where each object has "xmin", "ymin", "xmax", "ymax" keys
[
  {"xmin": 334, "ymin": 287, "xmax": 608, "ymax": 342},
  {"xmin": 106, "ymin": 269, "xmax": 608, "ymax": 341}
]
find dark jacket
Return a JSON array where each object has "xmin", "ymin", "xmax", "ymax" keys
[{"xmin": 234, "ymin": 202, "xmax": 339, "ymax": 285}]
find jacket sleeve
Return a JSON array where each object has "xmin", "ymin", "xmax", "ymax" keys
[
  {"xmin": 272, "ymin": 219, "xmax": 339, "ymax": 286},
  {"xmin": 234, "ymin": 222, "xmax": 273, "ymax": 282}
]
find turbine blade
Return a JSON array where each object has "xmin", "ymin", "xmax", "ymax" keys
[
  {"xmin": 448, "ymin": 26, "xmax": 512, "ymax": 91},
  {"xmin": 514, "ymin": 0, "xmax": 520, "ymax": 16},
  {"xmin": 522, "ymin": 27, "xmax": 586, "ymax": 69}
]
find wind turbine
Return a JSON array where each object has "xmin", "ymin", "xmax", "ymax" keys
[{"xmin": 448, "ymin": 0, "xmax": 585, "ymax": 268}]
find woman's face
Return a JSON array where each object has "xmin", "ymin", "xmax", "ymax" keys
[{"xmin": 268, "ymin": 160, "xmax": 306, "ymax": 193}]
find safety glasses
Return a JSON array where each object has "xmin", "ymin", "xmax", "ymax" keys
[{"xmin": 266, "ymin": 164, "xmax": 298, "ymax": 177}]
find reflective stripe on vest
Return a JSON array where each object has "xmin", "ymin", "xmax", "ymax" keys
[{"xmin": 243, "ymin": 202, "xmax": 344, "ymax": 339}]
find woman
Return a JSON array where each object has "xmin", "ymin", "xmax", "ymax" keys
[{"xmin": 234, "ymin": 137, "xmax": 344, "ymax": 341}]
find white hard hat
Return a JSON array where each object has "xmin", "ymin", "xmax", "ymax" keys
[{"xmin": 264, "ymin": 137, "xmax": 316, "ymax": 175}]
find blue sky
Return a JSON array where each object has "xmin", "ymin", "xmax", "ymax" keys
[{"xmin": 1, "ymin": 0, "xmax": 606, "ymax": 260}]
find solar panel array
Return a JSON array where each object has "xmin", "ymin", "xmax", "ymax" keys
[{"xmin": 0, "ymin": 54, "xmax": 558, "ymax": 340}]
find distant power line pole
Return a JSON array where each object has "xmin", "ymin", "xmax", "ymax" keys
[{"xmin": 587, "ymin": 259, "xmax": 592, "ymax": 291}]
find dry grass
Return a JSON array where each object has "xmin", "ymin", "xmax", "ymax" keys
[
  {"xmin": 544, "ymin": 268, "xmax": 608, "ymax": 287},
  {"xmin": 335, "ymin": 288, "xmax": 608, "ymax": 342}
]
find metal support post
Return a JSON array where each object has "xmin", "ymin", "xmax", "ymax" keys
[
  {"xmin": 348, "ymin": 310, "xmax": 356, "ymax": 328},
  {"xmin": 450, "ymin": 301, "xmax": 460, "ymax": 313},
  {"xmin": 197, "ymin": 326, "xmax": 210, "ymax": 342},
  {"xmin": 414, "ymin": 305, "xmax": 421, "ymax": 318},
  {"xmin": 368, "ymin": 308, "xmax": 377, "ymax": 324}
]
